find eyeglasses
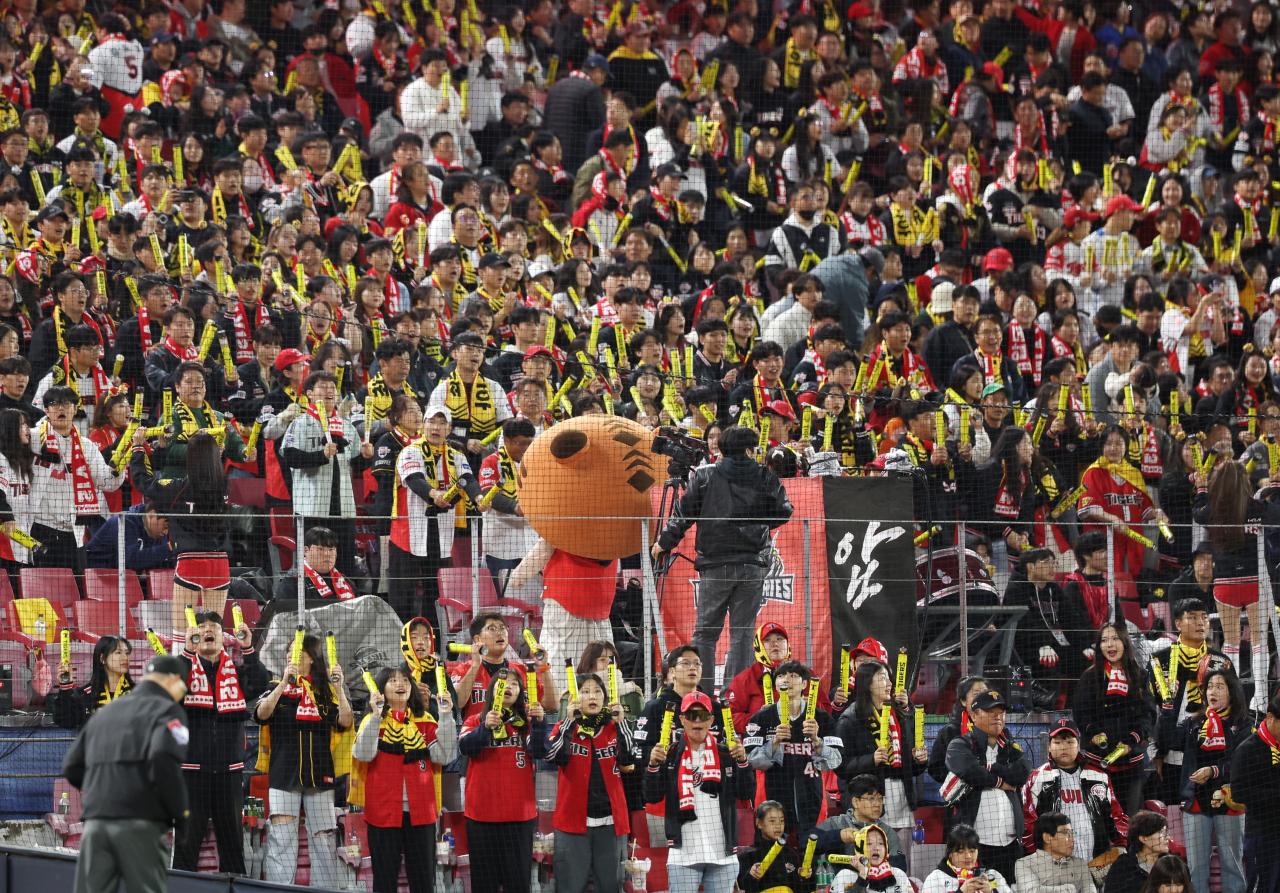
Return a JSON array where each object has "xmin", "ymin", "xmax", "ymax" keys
[
  {"xmin": 684, "ymin": 710, "xmax": 711, "ymax": 721},
  {"xmin": 481, "ymin": 624, "xmax": 508, "ymax": 634},
  {"xmin": 675, "ymin": 659, "xmax": 702, "ymax": 668},
  {"xmin": 1055, "ymin": 828, "xmax": 1075, "ymax": 838}
]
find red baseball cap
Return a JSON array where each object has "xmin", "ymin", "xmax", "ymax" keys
[
  {"xmin": 853, "ymin": 637, "xmax": 889, "ymax": 664},
  {"xmin": 983, "ymin": 247, "xmax": 1014, "ymax": 272},
  {"xmin": 523, "ymin": 345, "xmax": 553, "ymax": 361},
  {"xmin": 274, "ymin": 347, "xmax": 311, "ymax": 371},
  {"xmin": 680, "ymin": 691, "xmax": 714, "ymax": 714},
  {"xmin": 1063, "ymin": 207, "xmax": 1099, "ymax": 229},
  {"xmin": 1106, "ymin": 194, "xmax": 1143, "ymax": 217},
  {"xmin": 848, "ymin": 1, "xmax": 874, "ymax": 16},
  {"xmin": 757, "ymin": 621, "xmax": 788, "ymax": 642},
  {"xmin": 765, "ymin": 400, "xmax": 797, "ymax": 422},
  {"xmin": 981, "ymin": 61, "xmax": 1004, "ymax": 84}
]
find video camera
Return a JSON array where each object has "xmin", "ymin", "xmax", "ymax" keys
[{"xmin": 651, "ymin": 426, "xmax": 707, "ymax": 480}]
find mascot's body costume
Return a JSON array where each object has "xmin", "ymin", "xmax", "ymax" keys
[{"xmin": 511, "ymin": 416, "xmax": 658, "ymax": 691}]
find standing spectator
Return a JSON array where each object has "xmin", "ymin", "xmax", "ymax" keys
[
  {"xmin": 352, "ymin": 665, "xmax": 457, "ymax": 893},
  {"xmin": 545, "ymin": 671, "xmax": 637, "ymax": 893},
  {"xmin": 1230, "ymin": 693, "xmax": 1280, "ymax": 893},
  {"xmin": 942, "ymin": 691, "xmax": 1031, "ymax": 881},
  {"xmin": 1157, "ymin": 667, "xmax": 1249, "ymax": 893},
  {"xmin": 458, "ymin": 668, "xmax": 549, "ymax": 893},
  {"xmin": 1021, "ymin": 719, "xmax": 1127, "ymax": 862},
  {"xmin": 1074, "ymin": 623, "xmax": 1154, "ymax": 817},
  {"xmin": 53, "ymin": 636, "xmax": 133, "ymax": 730},
  {"xmin": 644, "ymin": 691, "xmax": 754, "ymax": 893},
  {"xmin": 652, "ymin": 425, "xmax": 793, "ymax": 692},
  {"xmin": 62, "ymin": 654, "xmax": 190, "ymax": 893},
  {"xmin": 171, "ymin": 609, "xmax": 270, "ymax": 876},
  {"xmin": 541, "ymin": 56, "xmax": 609, "ymax": 175},
  {"xmin": 253, "ymin": 635, "xmax": 353, "ymax": 889}
]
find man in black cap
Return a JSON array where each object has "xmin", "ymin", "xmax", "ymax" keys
[
  {"xmin": 142, "ymin": 32, "xmax": 180, "ymax": 83},
  {"xmin": 542, "ymin": 54, "xmax": 608, "ymax": 175},
  {"xmin": 630, "ymin": 163, "xmax": 689, "ymax": 254},
  {"xmin": 942, "ymin": 690, "xmax": 1031, "ymax": 878},
  {"xmin": 197, "ymin": 36, "xmax": 232, "ymax": 85},
  {"xmin": 63, "ymin": 654, "xmax": 191, "ymax": 893}
]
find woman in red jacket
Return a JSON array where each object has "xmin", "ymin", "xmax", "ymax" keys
[
  {"xmin": 545, "ymin": 671, "xmax": 638, "ymax": 893},
  {"xmin": 458, "ymin": 667, "xmax": 549, "ymax": 893},
  {"xmin": 351, "ymin": 665, "xmax": 457, "ymax": 893}
]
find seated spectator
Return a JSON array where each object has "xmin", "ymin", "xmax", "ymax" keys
[
  {"xmin": 1015, "ymin": 811, "xmax": 1097, "ymax": 893},
  {"xmin": 84, "ymin": 502, "xmax": 174, "ymax": 573},
  {"xmin": 921, "ymin": 824, "xmax": 1015, "ymax": 893}
]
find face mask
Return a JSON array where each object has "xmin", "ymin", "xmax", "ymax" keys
[
  {"xmin": 796, "ymin": 207, "xmax": 815, "ymax": 222},
  {"xmin": 243, "ymin": 172, "xmax": 264, "ymax": 193},
  {"xmin": 310, "ymin": 47, "xmax": 326, "ymax": 56}
]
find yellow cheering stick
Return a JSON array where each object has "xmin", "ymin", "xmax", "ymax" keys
[
  {"xmin": 801, "ymin": 406, "xmax": 813, "ymax": 443},
  {"xmin": 184, "ymin": 605, "xmax": 198, "ymax": 646},
  {"xmin": 878, "ymin": 704, "xmax": 892, "ymax": 752},
  {"xmin": 806, "ymin": 678, "xmax": 819, "ymax": 721},
  {"xmin": 1101, "ymin": 743, "xmax": 1130, "ymax": 767},
  {"xmin": 841, "ymin": 644, "xmax": 852, "ymax": 694},
  {"xmin": 363, "ymin": 670, "xmax": 379, "ymax": 704},
  {"xmin": 607, "ymin": 655, "xmax": 619, "ymax": 705},
  {"xmin": 326, "ymin": 631, "xmax": 340, "ymax": 683},
  {"xmin": 914, "ymin": 526, "xmax": 940, "ymax": 546},
  {"xmin": 659, "ymin": 706, "xmax": 675, "ymax": 749},
  {"xmin": 197, "ymin": 319, "xmax": 217, "ymax": 360},
  {"xmin": 527, "ymin": 659, "xmax": 538, "ymax": 707},
  {"xmin": 915, "ymin": 705, "xmax": 925, "ymax": 750},
  {"xmin": 1158, "ymin": 519, "xmax": 1174, "ymax": 541},
  {"xmin": 778, "ymin": 681, "xmax": 790, "ymax": 724},
  {"xmin": 289, "ymin": 625, "xmax": 305, "ymax": 683},
  {"xmin": 59, "ymin": 629, "xmax": 71, "ymax": 681},
  {"xmin": 145, "ymin": 628, "xmax": 167, "ymax": 656},
  {"xmin": 522, "ymin": 628, "xmax": 546, "ymax": 665},
  {"xmin": 800, "ymin": 832, "xmax": 819, "ymax": 878},
  {"xmin": 564, "ymin": 658, "xmax": 579, "ymax": 702},
  {"xmin": 721, "ymin": 701, "xmax": 737, "ymax": 747},
  {"xmin": 895, "ymin": 647, "xmax": 908, "ymax": 694},
  {"xmin": 1050, "ymin": 484, "xmax": 1087, "ymax": 520},
  {"xmin": 435, "ymin": 660, "xmax": 448, "ymax": 699},
  {"xmin": 478, "ymin": 483, "xmax": 502, "ymax": 508},
  {"xmin": 231, "ymin": 603, "xmax": 246, "ymax": 641},
  {"xmin": 1150, "ymin": 656, "xmax": 1171, "ymax": 701},
  {"xmin": 1117, "ymin": 526, "xmax": 1155, "ymax": 549},
  {"xmin": 245, "ymin": 420, "xmax": 262, "ymax": 456},
  {"xmin": 758, "ymin": 840, "xmax": 784, "ymax": 876},
  {"xmin": 112, "ymin": 354, "xmax": 124, "ymax": 378},
  {"xmin": 491, "ymin": 668, "xmax": 509, "ymax": 739},
  {"xmin": 823, "ymin": 414, "xmax": 835, "ymax": 451}
]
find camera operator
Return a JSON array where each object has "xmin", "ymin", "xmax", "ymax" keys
[{"xmin": 650, "ymin": 425, "xmax": 794, "ymax": 692}]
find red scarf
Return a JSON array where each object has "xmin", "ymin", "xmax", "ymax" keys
[
  {"xmin": 304, "ymin": 561, "xmax": 354, "ymax": 600},
  {"xmin": 880, "ymin": 707, "xmax": 903, "ymax": 766},
  {"xmin": 532, "ymin": 156, "xmax": 569, "ymax": 184},
  {"xmin": 283, "ymin": 676, "xmax": 321, "ymax": 720},
  {"xmin": 1106, "ymin": 663, "xmax": 1128, "ymax": 696},
  {"xmin": 43, "ymin": 421, "xmax": 98, "ymax": 514},
  {"xmin": 229, "ymin": 302, "xmax": 253, "ymax": 363},
  {"xmin": 61, "ymin": 356, "xmax": 112, "ymax": 406},
  {"xmin": 1014, "ymin": 117, "xmax": 1050, "ymax": 156},
  {"xmin": 138, "ymin": 305, "xmax": 155, "ymax": 355},
  {"xmin": 600, "ymin": 147, "xmax": 627, "ymax": 178},
  {"xmin": 868, "ymin": 341, "xmax": 927, "ymax": 389},
  {"xmin": 601, "ymin": 123, "xmax": 637, "ymax": 176},
  {"xmin": 994, "ymin": 468, "xmax": 1027, "ymax": 518},
  {"xmin": 866, "ymin": 862, "xmax": 895, "ymax": 882},
  {"xmin": 1140, "ymin": 424, "xmax": 1162, "ymax": 477},
  {"xmin": 1007, "ymin": 322, "xmax": 1045, "ymax": 384},
  {"xmin": 649, "ymin": 185, "xmax": 673, "ymax": 221},
  {"xmin": 8, "ymin": 307, "xmax": 30, "ymax": 343},
  {"xmin": 306, "ymin": 400, "xmax": 341, "ymax": 440},
  {"xmin": 1202, "ymin": 708, "xmax": 1227, "ymax": 750},
  {"xmin": 1257, "ymin": 713, "xmax": 1280, "ymax": 762},
  {"xmin": 678, "ymin": 739, "xmax": 722, "ymax": 817},
  {"xmin": 976, "ymin": 348, "xmax": 1002, "ymax": 386},
  {"xmin": 1208, "ymin": 83, "xmax": 1250, "ymax": 131},
  {"xmin": 164, "ymin": 335, "xmax": 199, "ymax": 361},
  {"xmin": 185, "ymin": 650, "xmax": 246, "ymax": 713}
]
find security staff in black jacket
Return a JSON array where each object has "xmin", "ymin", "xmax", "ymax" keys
[
  {"xmin": 1230, "ymin": 693, "xmax": 1280, "ymax": 892},
  {"xmin": 652, "ymin": 424, "xmax": 794, "ymax": 693},
  {"xmin": 63, "ymin": 654, "xmax": 191, "ymax": 893},
  {"xmin": 172, "ymin": 609, "xmax": 270, "ymax": 876}
]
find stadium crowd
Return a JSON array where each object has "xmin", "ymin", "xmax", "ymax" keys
[{"xmin": 5, "ymin": 0, "xmax": 1280, "ymax": 890}]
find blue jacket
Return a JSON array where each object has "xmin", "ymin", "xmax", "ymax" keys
[{"xmin": 85, "ymin": 503, "xmax": 174, "ymax": 572}]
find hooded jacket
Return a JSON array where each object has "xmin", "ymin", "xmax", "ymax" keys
[{"xmin": 655, "ymin": 454, "xmax": 794, "ymax": 570}]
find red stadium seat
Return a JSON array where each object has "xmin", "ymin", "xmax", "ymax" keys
[
  {"xmin": 147, "ymin": 569, "xmax": 176, "ymax": 602},
  {"xmin": 73, "ymin": 599, "xmax": 138, "ymax": 639},
  {"xmin": 270, "ymin": 507, "xmax": 298, "ymax": 575},
  {"xmin": 84, "ymin": 568, "xmax": 144, "ymax": 608},
  {"xmin": 19, "ymin": 568, "xmax": 80, "ymax": 607}
]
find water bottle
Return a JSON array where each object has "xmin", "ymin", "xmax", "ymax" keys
[
  {"xmin": 346, "ymin": 825, "xmax": 361, "ymax": 859},
  {"xmin": 913, "ymin": 819, "xmax": 925, "ymax": 844},
  {"xmin": 56, "ymin": 792, "xmax": 69, "ymax": 816},
  {"xmin": 34, "ymin": 614, "xmax": 46, "ymax": 642},
  {"xmin": 444, "ymin": 830, "xmax": 455, "ymax": 858}
]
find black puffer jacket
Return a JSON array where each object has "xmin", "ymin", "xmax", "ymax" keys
[{"xmin": 655, "ymin": 455, "xmax": 794, "ymax": 570}]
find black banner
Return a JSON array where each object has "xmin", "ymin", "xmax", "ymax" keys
[{"xmin": 823, "ymin": 476, "xmax": 918, "ymax": 682}]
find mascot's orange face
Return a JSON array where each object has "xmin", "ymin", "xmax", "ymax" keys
[{"xmin": 517, "ymin": 415, "xmax": 658, "ymax": 560}]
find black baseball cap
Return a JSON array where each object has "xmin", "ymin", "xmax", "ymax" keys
[
  {"xmin": 971, "ymin": 690, "xmax": 1007, "ymax": 711},
  {"xmin": 146, "ymin": 654, "xmax": 188, "ymax": 676},
  {"xmin": 1049, "ymin": 717, "xmax": 1080, "ymax": 739}
]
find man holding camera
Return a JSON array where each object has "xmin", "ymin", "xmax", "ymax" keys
[{"xmin": 651, "ymin": 425, "xmax": 794, "ymax": 693}]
